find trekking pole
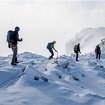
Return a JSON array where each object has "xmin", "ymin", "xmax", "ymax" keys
[
  {"xmin": 54, "ymin": 51, "xmax": 58, "ymax": 64},
  {"xmin": 57, "ymin": 51, "xmax": 58, "ymax": 59},
  {"xmin": 56, "ymin": 51, "xmax": 59, "ymax": 64}
]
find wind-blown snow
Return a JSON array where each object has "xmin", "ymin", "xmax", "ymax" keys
[
  {"xmin": 0, "ymin": 51, "xmax": 105, "ymax": 105},
  {"xmin": 66, "ymin": 27, "xmax": 105, "ymax": 54}
]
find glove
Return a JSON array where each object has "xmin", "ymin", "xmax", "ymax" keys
[
  {"xmin": 8, "ymin": 44, "xmax": 10, "ymax": 48},
  {"xmin": 20, "ymin": 38, "xmax": 23, "ymax": 41}
]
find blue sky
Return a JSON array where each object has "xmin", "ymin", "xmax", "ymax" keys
[{"xmin": 0, "ymin": 0, "xmax": 105, "ymax": 57}]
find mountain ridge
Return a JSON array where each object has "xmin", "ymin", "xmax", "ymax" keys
[{"xmin": 66, "ymin": 27, "xmax": 105, "ymax": 54}]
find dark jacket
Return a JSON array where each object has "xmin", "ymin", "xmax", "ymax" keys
[
  {"xmin": 77, "ymin": 44, "xmax": 80, "ymax": 53},
  {"xmin": 95, "ymin": 45, "xmax": 101, "ymax": 54},
  {"xmin": 12, "ymin": 31, "xmax": 21, "ymax": 45}
]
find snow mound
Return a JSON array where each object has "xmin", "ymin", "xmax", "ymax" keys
[{"xmin": 0, "ymin": 52, "xmax": 105, "ymax": 105}]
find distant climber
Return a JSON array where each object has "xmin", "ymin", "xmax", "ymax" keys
[
  {"xmin": 7, "ymin": 26, "xmax": 23, "ymax": 65},
  {"xmin": 95, "ymin": 45, "xmax": 101, "ymax": 60},
  {"xmin": 47, "ymin": 41, "xmax": 58, "ymax": 59},
  {"xmin": 74, "ymin": 43, "xmax": 81, "ymax": 61}
]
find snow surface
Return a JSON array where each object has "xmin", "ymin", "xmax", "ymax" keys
[{"xmin": 0, "ymin": 52, "xmax": 105, "ymax": 105}]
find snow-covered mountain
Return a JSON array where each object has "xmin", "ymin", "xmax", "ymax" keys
[
  {"xmin": 66, "ymin": 27, "xmax": 105, "ymax": 54},
  {"xmin": 0, "ymin": 51, "xmax": 105, "ymax": 105}
]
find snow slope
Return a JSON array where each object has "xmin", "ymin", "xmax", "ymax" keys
[
  {"xmin": 0, "ymin": 52, "xmax": 105, "ymax": 105},
  {"xmin": 66, "ymin": 27, "xmax": 105, "ymax": 54}
]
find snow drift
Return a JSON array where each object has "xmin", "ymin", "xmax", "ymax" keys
[{"xmin": 0, "ymin": 51, "xmax": 105, "ymax": 105}]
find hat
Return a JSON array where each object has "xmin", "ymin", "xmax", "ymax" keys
[{"xmin": 53, "ymin": 41, "xmax": 56, "ymax": 44}]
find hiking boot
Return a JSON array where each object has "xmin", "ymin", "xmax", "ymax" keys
[
  {"xmin": 48, "ymin": 57, "xmax": 53, "ymax": 60},
  {"xmin": 16, "ymin": 61, "xmax": 19, "ymax": 63},
  {"xmin": 11, "ymin": 62, "xmax": 17, "ymax": 65}
]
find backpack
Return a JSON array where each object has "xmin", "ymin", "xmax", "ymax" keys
[
  {"xmin": 47, "ymin": 42, "xmax": 52, "ymax": 49},
  {"xmin": 74, "ymin": 45, "xmax": 78, "ymax": 53},
  {"xmin": 95, "ymin": 46, "xmax": 100, "ymax": 53},
  {"xmin": 7, "ymin": 30, "xmax": 14, "ymax": 43}
]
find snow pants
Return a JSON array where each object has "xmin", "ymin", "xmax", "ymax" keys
[
  {"xmin": 49, "ymin": 49, "xmax": 54, "ymax": 59},
  {"xmin": 96, "ymin": 53, "xmax": 101, "ymax": 60},
  {"xmin": 11, "ymin": 45, "xmax": 18, "ymax": 63}
]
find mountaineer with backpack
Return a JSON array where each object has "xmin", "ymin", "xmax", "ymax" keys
[
  {"xmin": 74, "ymin": 43, "xmax": 81, "ymax": 61},
  {"xmin": 47, "ymin": 41, "xmax": 58, "ymax": 59},
  {"xmin": 95, "ymin": 45, "xmax": 101, "ymax": 60},
  {"xmin": 7, "ymin": 26, "xmax": 23, "ymax": 65}
]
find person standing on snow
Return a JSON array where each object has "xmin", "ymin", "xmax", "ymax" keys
[
  {"xmin": 7, "ymin": 26, "xmax": 23, "ymax": 65},
  {"xmin": 74, "ymin": 43, "xmax": 81, "ymax": 61},
  {"xmin": 47, "ymin": 41, "xmax": 58, "ymax": 59},
  {"xmin": 95, "ymin": 45, "xmax": 101, "ymax": 60}
]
